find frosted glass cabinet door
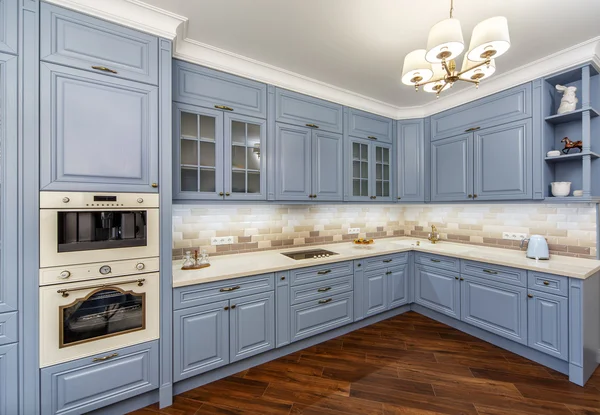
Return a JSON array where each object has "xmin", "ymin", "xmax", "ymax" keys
[
  {"xmin": 348, "ymin": 138, "xmax": 370, "ymax": 201},
  {"xmin": 373, "ymin": 143, "xmax": 392, "ymax": 201},
  {"xmin": 173, "ymin": 103, "xmax": 224, "ymax": 200},
  {"xmin": 40, "ymin": 63, "xmax": 159, "ymax": 192}
]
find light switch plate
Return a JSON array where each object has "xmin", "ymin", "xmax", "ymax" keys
[
  {"xmin": 502, "ymin": 232, "xmax": 527, "ymax": 241},
  {"xmin": 211, "ymin": 236, "xmax": 234, "ymax": 245}
]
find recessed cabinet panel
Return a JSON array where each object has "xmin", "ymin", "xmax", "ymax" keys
[
  {"xmin": 276, "ymin": 88, "xmax": 343, "ymax": 134},
  {"xmin": 312, "ymin": 131, "xmax": 343, "ymax": 201},
  {"xmin": 0, "ymin": 0, "xmax": 17, "ymax": 54},
  {"xmin": 415, "ymin": 265, "xmax": 460, "ymax": 319},
  {"xmin": 230, "ymin": 292, "xmax": 275, "ymax": 362},
  {"xmin": 473, "ymin": 119, "xmax": 532, "ymax": 200},
  {"xmin": 0, "ymin": 343, "xmax": 17, "ymax": 415},
  {"xmin": 431, "ymin": 134, "xmax": 473, "ymax": 202},
  {"xmin": 275, "ymin": 124, "xmax": 312, "ymax": 200},
  {"xmin": 290, "ymin": 292, "xmax": 353, "ymax": 342},
  {"xmin": 388, "ymin": 264, "xmax": 409, "ymax": 309},
  {"xmin": 348, "ymin": 108, "xmax": 393, "ymax": 142},
  {"xmin": 528, "ymin": 290, "xmax": 568, "ymax": 361},
  {"xmin": 363, "ymin": 271, "xmax": 387, "ymax": 317},
  {"xmin": 397, "ymin": 120, "xmax": 425, "ymax": 202},
  {"xmin": 40, "ymin": 63, "xmax": 158, "ymax": 192}
]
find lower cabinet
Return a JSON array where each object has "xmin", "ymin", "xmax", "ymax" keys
[
  {"xmin": 363, "ymin": 264, "xmax": 409, "ymax": 318},
  {"xmin": 415, "ymin": 265, "xmax": 460, "ymax": 319},
  {"xmin": 527, "ymin": 290, "xmax": 568, "ymax": 361},
  {"xmin": 0, "ymin": 343, "xmax": 18, "ymax": 415},
  {"xmin": 461, "ymin": 276, "xmax": 528, "ymax": 345},
  {"xmin": 40, "ymin": 341, "xmax": 159, "ymax": 415},
  {"xmin": 388, "ymin": 265, "xmax": 409, "ymax": 308},
  {"xmin": 290, "ymin": 291, "xmax": 353, "ymax": 342},
  {"xmin": 174, "ymin": 292, "xmax": 275, "ymax": 382}
]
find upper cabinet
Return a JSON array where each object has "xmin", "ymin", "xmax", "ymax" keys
[
  {"xmin": 0, "ymin": 0, "xmax": 17, "ymax": 55},
  {"xmin": 346, "ymin": 137, "xmax": 392, "ymax": 202},
  {"xmin": 431, "ymin": 83, "xmax": 532, "ymax": 141},
  {"xmin": 40, "ymin": 3, "xmax": 159, "ymax": 85},
  {"xmin": 431, "ymin": 133, "xmax": 473, "ymax": 202},
  {"xmin": 275, "ymin": 88, "xmax": 343, "ymax": 134},
  {"xmin": 347, "ymin": 108, "xmax": 393, "ymax": 143},
  {"xmin": 174, "ymin": 103, "xmax": 267, "ymax": 201},
  {"xmin": 397, "ymin": 119, "xmax": 425, "ymax": 202},
  {"xmin": 173, "ymin": 60, "xmax": 267, "ymax": 119}
]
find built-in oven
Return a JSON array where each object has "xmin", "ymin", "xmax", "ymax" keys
[
  {"xmin": 40, "ymin": 192, "xmax": 159, "ymax": 268},
  {"xmin": 39, "ymin": 272, "xmax": 159, "ymax": 367}
]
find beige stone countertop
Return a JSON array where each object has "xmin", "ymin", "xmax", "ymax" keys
[{"xmin": 172, "ymin": 237, "xmax": 600, "ymax": 287}]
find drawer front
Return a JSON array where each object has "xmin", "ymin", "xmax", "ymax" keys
[
  {"xmin": 0, "ymin": 312, "xmax": 17, "ymax": 346},
  {"xmin": 290, "ymin": 275, "xmax": 353, "ymax": 305},
  {"xmin": 461, "ymin": 260, "xmax": 527, "ymax": 287},
  {"xmin": 290, "ymin": 261, "xmax": 353, "ymax": 286},
  {"xmin": 173, "ymin": 60, "xmax": 267, "ymax": 118},
  {"xmin": 174, "ymin": 273, "xmax": 275, "ymax": 310},
  {"xmin": 290, "ymin": 292, "xmax": 353, "ymax": 342},
  {"xmin": 347, "ymin": 108, "xmax": 393, "ymax": 142},
  {"xmin": 41, "ymin": 341, "xmax": 159, "ymax": 415},
  {"xmin": 415, "ymin": 252, "xmax": 460, "ymax": 272},
  {"xmin": 276, "ymin": 88, "xmax": 343, "ymax": 134},
  {"xmin": 528, "ymin": 272, "xmax": 568, "ymax": 297},
  {"xmin": 40, "ymin": 3, "xmax": 158, "ymax": 85},
  {"xmin": 431, "ymin": 83, "xmax": 532, "ymax": 140},
  {"xmin": 363, "ymin": 253, "xmax": 409, "ymax": 272}
]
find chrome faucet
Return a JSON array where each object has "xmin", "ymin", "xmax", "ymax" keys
[{"xmin": 428, "ymin": 225, "xmax": 440, "ymax": 244}]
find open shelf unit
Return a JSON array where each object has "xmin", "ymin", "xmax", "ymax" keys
[{"xmin": 542, "ymin": 63, "xmax": 600, "ymax": 200}]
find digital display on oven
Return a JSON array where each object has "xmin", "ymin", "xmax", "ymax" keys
[{"xmin": 93, "ymin": 195, "xmax": 118, "ymax": 202}]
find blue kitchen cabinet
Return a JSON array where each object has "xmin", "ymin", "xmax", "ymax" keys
[
  {"xmin": 230, "ymin": 291, "xmax": 275, "ymax": 362},
  {"xmin": 173, "ymin": 301, "xmax": 230, "ymax": 382},
  {"xmin": 39, "ymin": 63, "xmax": 159, "ymax": 192},
  {"xmin": 396, "ymin": 119, "xmax": 425, "ymax": 202},
  {"xmin": 0, "ymin": 0, "xmax": 17, "ymax": 55},
  {"xmin": 415, "ymin": 265, "xmax": 460, "ymax": 319},
  {"xmin": 461, "ymin": 276, "xmax": 528, "ymax": 345},
  {"xmin": 473, "ymin": 119, "xmax": 532, "ymax": 200},
  {"xmin": 275, "ymin": 88, "xmax": 343, "ymax": 134},
  {"xmin": 363, "ymin": 270, "xmax": 387, "ymax": 317},
  {"xmin": 388, "ymin": 264, "xmax": 409, "ymax": 309},
  {"xmin": 173, "ymin": 60, "xmax": 267, "ymax": 118},
  {"xmin": 40, "ymin": 2, "xmax": 159, "ymax": 85},
  {"xmin": 528, "ymin": 290, "xmax": 568, "ymax": 361},
  {"xmin": 430, "ymin": 133, "xmax": 473, "ymax": 202},
  {"xmin": 0, "ymin": 343, "xmax": 18, "ymax": 415},
  {"xmin": 346, "ymin": 137, "xmax": 393, "ymax": 202},
  {"xmin": 347, "ymin": 107, "xmax": 393, "ymax": 143},
  {"xmin": 290, "ymin": 292, "xmax": 354, "ymax": 342},
  {"xmin": 275, "ymin": 272, "xmax": 291, "ymax": 348},
  {"xmin": 275, "ymin": 123, "xmax": 343, "ymax": 201}
]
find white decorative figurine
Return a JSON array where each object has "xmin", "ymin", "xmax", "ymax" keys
[{"xmin": 555, "ymin": 84, "xmax": 578, "ymax": 114}]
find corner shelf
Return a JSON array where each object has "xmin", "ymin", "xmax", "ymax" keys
[
  {"xmin": 544, "ymin": 196, "xmax": 600, "ymax": 203},
  {"xmin": 545, "ymin": 151, "xmax": 600, "ymax": 163},
  {"xmin": 544, "ymin": 107, "xmax": 599, "ymax": 125}
]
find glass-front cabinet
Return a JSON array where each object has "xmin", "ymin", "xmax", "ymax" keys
[
  {"xmin": 174, "ymin": 103, "xmax": 266, "ymax": 200},
  {"xmin": 347, "ymin": 138, "xmax": 392, "ymax": 201}
]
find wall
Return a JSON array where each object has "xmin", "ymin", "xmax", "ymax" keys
[{"xmin": 172, "ymin": 203, "xmax": 597, "ymax": 259}]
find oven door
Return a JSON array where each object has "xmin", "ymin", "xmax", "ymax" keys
[
  {"xmin": 39, "ymin": 273, "xmax": 159, "ymax": 367},
  {"xmin": 40, "ymin": 208, "xmax": 159, "ymax": 268}
]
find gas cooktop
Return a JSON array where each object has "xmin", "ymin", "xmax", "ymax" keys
[{"xmin": 281, "ymin": 249, "xmax": 339, "ymax": 260}]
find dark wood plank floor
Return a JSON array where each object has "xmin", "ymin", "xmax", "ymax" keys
[{"xmin": 130, "ymin": 311, "xmax": 600, "ymax": 415}]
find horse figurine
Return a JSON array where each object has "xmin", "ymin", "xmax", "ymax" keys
[{"xmin": 561, "ymin": 137, "xmax": 582, "ymax": 154}]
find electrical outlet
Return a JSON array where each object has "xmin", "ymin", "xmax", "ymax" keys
[
  {"xmin": 347, "ymin": 228, "xmax": 360, "ymax": 234},
  {"xmin": 502, "ymin": 232, "xmax": 527, "ymax": 241},
  {"xmin": 211, "ymin": 236, "xmax": 235, "ymax": 246}
]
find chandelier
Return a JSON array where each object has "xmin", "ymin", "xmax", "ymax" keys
[{"xmin": 401, "ymin": 0, "xmax": 510, "ymax": 97}]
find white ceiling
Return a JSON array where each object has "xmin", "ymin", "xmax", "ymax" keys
[{"xmin": 141, "ymin": 0, "xmax": 600, "ymax": 108}]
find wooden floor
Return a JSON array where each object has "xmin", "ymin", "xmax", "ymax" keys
[{"xmin": 130, "ymin": 311, "xmax": 600, "ymax": 415}]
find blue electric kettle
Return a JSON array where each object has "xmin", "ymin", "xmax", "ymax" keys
[{"xmin": 520, "ymin": 235, "xmax": 549, "ymax": 260}]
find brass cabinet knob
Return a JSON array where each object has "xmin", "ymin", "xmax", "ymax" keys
[
  {"xmin": 460, "ymin": 278, "xmax": 464, "ymax": 281},
  {"xmin": 219, "ymin": 192, "xmax": 224, "ymax": 196},
  {"xmin": 527, "ymin": 294, "xmax": 533, "ymax": 298},
  {"xmin": 231, "ymin": 304, "xmax": 237, "ymax": 309},
  {"xmin": 467, "ymin": 194, "xmax": 473, "ymax": 198},
  {"xmin": 225, "ymin": 192, "xmax": 230, "ymax": 196},
  {"xmin": 151, "ymin": 183, "xmax": 158, "ymax": 188},
  {"xmin": 473, "ymin": 194, "xmax": 478, "ymax": 199},
  {"xmin": 280, "ymin": 276, "xmax": 285, "ymax": 281},
  {"xmin": 454, "ymin": 276, "xmax": 459, "ymax": 280},
  {"xmin": 224, "ymin": 306, "xmax": 230, "ymax": 310},
  {"xmin": 397, "ymin": 197, "xmax": 402, "ymax": 200},
  {"xmin": 543, "ymin": 281, "xmax": 550, "ymax": 286}
]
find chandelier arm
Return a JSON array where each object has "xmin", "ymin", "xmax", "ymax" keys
[
  {"xmin": 436, "ymin": 81, "xmax": 451, "ymax": 96},
  {"xmin": 441, "ymin": 60, "xmax": 453, "ymax": 77},
  {"xmin": 457, "ymin": 77, "xmax": 480, "ymax": 85},
  {"xmin": 416, "ymin": 76, "xmax": 447, "ymax": 87},
  {"xmin": 456, "ymin": 59, "xmax": 491, "ymax": 77}
]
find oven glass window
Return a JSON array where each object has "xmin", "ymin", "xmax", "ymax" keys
[
  {"xmin": 57, "ymin": 211, "xmax": 147, "ymax": 252},
  {"xmin": 60, "ymin": 288, "xmax": 145, "ymax": 347}
]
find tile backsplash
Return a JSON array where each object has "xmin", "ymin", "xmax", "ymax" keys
[{"xmin": 172, "ymin": 203, "xmax": 597, "ymax": 259}]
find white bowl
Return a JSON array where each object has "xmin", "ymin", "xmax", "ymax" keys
[
  {"xmin": 546, "ymin": 150, "xmax": 561, "ymax": 157},
  {"xmin": 573, "ymin": 190, "xmax": 584, "ymax": 197},
  {"xmin": 551, "ymin": 182, "xmax": 571, "ymax": 197}
]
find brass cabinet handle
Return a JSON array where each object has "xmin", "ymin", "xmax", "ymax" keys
[
  {"xmin": 468, "ymin": 194, "xmax": 473, "ymax": 198},
  {"xmin": 93, "ymin": 353, "xmax": 118, "ymax": 362},
  {"xmin": 527, "ymin": 294, "xmax": 533, "ymax": 298},
  {"xmin": 313, "ymin": 194, "xmax": 317, "ymax": 199},
  {"xmin": 91, "ymin": 65, "xmax": 117, "ymax": 74},
  {"xmin": 483, "ymin": 269, "xmax": 498, "ymax": 275},
  {"xmin": 225, "ymin": 192, "xmax": 230, "ymax": 196},
  {"xmin": 465, "ymin": 126, "xmax": 480, "ymax": 132},
  {"xmin": 455, "ymin": 277, "xmax": 459, "ymax": 280},
  {"xmin": 370, "ymin": 196, "xmax": 377, "ymax": 200},
  {"xmin": 368, "ymin": 136, "xmax": 378, "ymax": 140},
  {"xmin": 383, "ymin": 259, "xmax": 392, "ymax": 263},
  {"xmin": 430, "ymin": 259, "xmax": 441, "ymax": 263},
  {"xmin": 215, "ymin": 105, "xmax": 234, "ymax": 111},
  {"xmin": 224, "ymin": 306, "xmax": 230, "ymax": 310},
  {"xmin": 306, "ymin": 123, "xmax": 319, "ymax": 128},
  {"xmin": 151, "ymin": 183, "xmax": 158, "ymax": 188},
  {"xmin": 57, "ymin": 279, "xmax": 144, "ymax": 297},
  {"xmin": 219, "ymin": 192, "xmax": 224, "ymax": 196},
  {"xmin": 318, "ymin": 298, "xmax": 332, "ymax": 304},
  {"xmin": 318, "ymin": 287, "xmax": 331, "ymax": 292},
  {"xmin": 357, "ymin": 263, "xmax": 362, "ymax": 267},
  {"xmin": 460, "ymin": 278, "xmax": 464, "ymax": 281},
  {"xmin": 280, "ymin": 276, "xmax": 286, "ymax": 281},
  {"xmin": 473, "ymin": 194, "xmax": 478, "ymax": 199},
  {"xmin": 543, "ymin": 281, "xmax": 550, "ymax": 286},
  {"xmin": 231, "ymin": 304, "xmax": 237, "ymax": 309},
  {"xmin": 385, "ymin": 271, "xmax": 392, "ymax": 275},
  {"xmin": 397, "ymin": 197, "xmax": 402, "ymax": 200},
  {"xmin": 220, "ymin": 285, "xmax": 241, "ymax": 292},
  {"xmin": 317, "ymin": 270, "xmax": 331, "ymax": 275}
]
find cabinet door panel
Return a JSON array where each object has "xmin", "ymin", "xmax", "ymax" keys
[
  {"xmin": 275, "ymin": 123, "xmax": 312, "ymax": 200},
  {"xmin": 364, "ymin": 271, "xmax": 387, "ymax": 317},
  {"xmin": 473, "ymin": 119, "xmax": 532, "ymax": 200},
  {"xmin": 348, "ymin": 108, "xmax": 393, "ymax": 142},
  {"xmin": 230, "ymin": 292, "xmax": 275, "ymax": 362},
  {"xmin": 347, "ymin": 138, "xmax": 371, "ymax": 201},
  {"xmin": 40, "ymin": 63, "xmax": 158, "ymax": 192},
  {"xmin": 0, "ymin": 343, "xmax": 17, "ymax": 415},
  {"xmin": 388, "ymin": 264, "xmax": 409, "ymax": 309},
  {"xmin": 312, "ymin": 131, "xmax": 343, "ymax": 201},
  {"xmin": 397, "ymin": 120, "xmax": 424, "ymax": 202},
  {"xmin": 276, "ymin": 88, "xmax": 343, "ymax": 133},
  {"xmin": 0, "ymin": 0, "xmax": 17, "ymax": 54},
  {"xmin": 373, "ymin": 143, "xmax": 392, "ymax": 201},
  {"xmin": 528, "ymin": 290, "xmax": 568, "ymax": 361},
  {"xmin": 431, "ymin": 133, "xmax": 473, "ymax": 202},
  {"xmin": 290, "ymin": 292, "xmax": 353, "ymax": 342},
  {"xmin": 173, "ymin": 301, "xmax": 229, "ymax": 382},
  {"xmin": 415, "ymin": 265, "xmax": 460, "ymax": 319},
  {"xmin": 461, "ymin": 277, "xmax": 527, "ymax": 344}
]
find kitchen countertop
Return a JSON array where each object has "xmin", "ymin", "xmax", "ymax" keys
[{"xmin": 172, "ymin": 237, "xmax": 600, "ymax": 287}]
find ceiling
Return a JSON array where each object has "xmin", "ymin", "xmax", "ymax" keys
[{"xmin": 142, "ymin": 0, "xmax": 600, "ymax": 108}]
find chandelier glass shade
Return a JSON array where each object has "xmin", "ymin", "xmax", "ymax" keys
[{"xmin": 401, "ymin": 0, "xmax": 510, "ymax": 97}]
